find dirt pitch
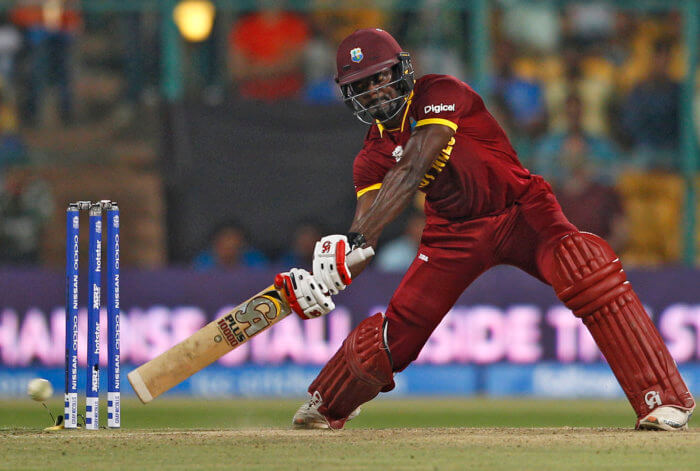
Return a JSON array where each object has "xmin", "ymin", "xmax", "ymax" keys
[
  {"xmin": 2, "ymin": 427, "xmax": 699, "ymax": 471},
  {"xmin": 2, "ymin": 398, "xmax": 698, "ymax": 470}
]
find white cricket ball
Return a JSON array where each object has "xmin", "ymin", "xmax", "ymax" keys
[{"xmin": 27, "ymin": 378, "xmax": 53, "ymax": 402}]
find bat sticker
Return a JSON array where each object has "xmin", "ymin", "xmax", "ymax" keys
[{"xmin": 215, "ymin": 292, "xmax": 283, "ymax": 347}]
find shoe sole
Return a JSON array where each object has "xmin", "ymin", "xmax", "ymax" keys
[
  {"xmin": 638, "ymin": 416, "xmax": 689, "ymax": 431},
  {"xmin": 292, "ymin": 418, "xmax": 330, "ymax": 430}
]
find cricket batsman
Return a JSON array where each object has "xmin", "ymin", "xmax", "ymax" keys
[{"xmin": 274, "ymin": 28, "xmax": 695, "ymax": 431}]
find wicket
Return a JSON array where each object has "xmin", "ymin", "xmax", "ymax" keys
[{"xmin": 65, "ymin": 200, "xmax": 121, "ymax": 430}]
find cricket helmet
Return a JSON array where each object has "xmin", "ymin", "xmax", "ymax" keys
[{"xmin": 336, "ymin": 28, "xmax": 415, "ymax": 124}]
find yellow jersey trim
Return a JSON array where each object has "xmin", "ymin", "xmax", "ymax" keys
[
  {"xmin": 376, "ymin": 122, "xmax": 400, "ymax": 138},
  {"xmin": 356, "ymin": 183, "xmax": 382, "ymax": 198},
  {"xmin": 400, "ymin": 91, "xmax": 414, "ymax": 132},
  {"xmin": 375, "ymin": 91, "xmax": 415, "ymax": 138},
  {"xmin": 415, "ymin": 118, "xmax": 458, "ymax": 132}
]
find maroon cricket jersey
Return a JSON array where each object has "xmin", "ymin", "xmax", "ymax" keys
[{"xmin": 353, "ymin": 74, "xmax": 533, "ymax": 223}]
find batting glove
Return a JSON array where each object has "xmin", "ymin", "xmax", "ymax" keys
[
  {"xmin": 312, "ymin": 235, "xmax": 352, "ymax": 295},
  {"xmin": 275, "ymin": 268, "xmax": 335, "ymax": 320}
]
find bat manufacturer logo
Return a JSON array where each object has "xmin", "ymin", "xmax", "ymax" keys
[
  {"xmin": 322, "ymin": 241, "xmax": 332, "ymax": 253},
  {"xmin": 235, "ymin": 295, "xmax": 281, "ymax": 336},
  {"xmin": 217, "ymin": 313, "xmax": 246, "ymax": 347},
  {"xmin": 216, "ymin": 294, "xmax": 282, "ymax": 347}
]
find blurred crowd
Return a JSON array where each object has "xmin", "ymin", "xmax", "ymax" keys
[
  {"xmin": 187, "ymin": 1, "xmax": 698, "ymax": 269},
  {"xmin": 0, "ymin": 1, "xmax": 697, "ymax": 268}
]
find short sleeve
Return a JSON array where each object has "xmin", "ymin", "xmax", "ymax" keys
[
  {"xmin": 353, "ymin": 149, "xmax": 387, "ymax": 198},
  {"xmin": 412, "ymin": 76, "xmax": 472, "ymax": 132}
]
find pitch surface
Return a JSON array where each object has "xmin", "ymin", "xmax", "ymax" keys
[{"xmin": 1, "ymin": 398, "xmax": 698, "ymax": 470}]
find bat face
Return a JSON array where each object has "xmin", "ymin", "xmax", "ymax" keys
[
  {"xmin": 127, "ymin": 285, "xmax": 292, "ymax": 403},
  {"xmin": 128, "ymin": 247, "xmax": 374, "ymax": 404},
  {"xmin": 215, "ymin": 290, "xmax": 285, "ymax": 348}
]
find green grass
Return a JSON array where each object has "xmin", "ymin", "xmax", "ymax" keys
[
  {"xmin": 1, "ymin": 398, "xmax": 698, "ymax": 470},
  {"xmin": 0, "ymin": 397, "xmax": 641, "ymax": 430}
]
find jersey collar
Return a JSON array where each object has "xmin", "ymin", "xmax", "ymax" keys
[{"xmin": 376, "ymin": 91, "xmax": 414, "ymax": 138}]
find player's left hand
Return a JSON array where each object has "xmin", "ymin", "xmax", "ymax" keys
[
  {"xmin": 275, "ymin": 268, "xmax": 335, "ymax": 320},
  {"xmin": 313, "ymin": 235, "xmax": 352, "ymax": 295}
]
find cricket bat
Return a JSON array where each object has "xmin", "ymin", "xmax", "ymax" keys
[{"xmin": 127, "ymin": 247, "xmax": 374, "ymax": 403}]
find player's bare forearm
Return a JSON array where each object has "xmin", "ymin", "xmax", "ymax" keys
[
  {"xmin": 351, "ymin": 164, "xmax": 420, "ymax": 245},
  {"xmin": 350, "ymin": 124, "xmax": 454, "ymax": 247}
]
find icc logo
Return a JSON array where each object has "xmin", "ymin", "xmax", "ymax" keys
[
  {"xmin": 350, "ymin": 48, "xmax": 363, "ymax": 63},
  {"xmin": 644, "ymin": 390, "xmax": 662, "ymax": 409}
]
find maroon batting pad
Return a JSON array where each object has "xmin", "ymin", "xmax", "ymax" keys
[
  {"xmin": 550, "ymin": 232, "xmax": 694, "ymax": 421},
  {"xmin": 308, "ymin": 312, "xmax": 394, "ymax": 428}
]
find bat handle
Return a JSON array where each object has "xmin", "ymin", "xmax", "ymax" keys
[{"xmin": 347, "ymin": 246, "xmax": 375, "ymax": 268}]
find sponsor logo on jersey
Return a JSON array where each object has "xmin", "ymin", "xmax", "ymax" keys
[
  {"xmin": 350, "ymin": 48, "xmax": 363, "ymax": 63},
  {"xmin": 424, "ymin": 103, "xmax": 455, "ymax": 114},
  {"xmin": 418, "ymin": 253, "xmax": 429, "ymax": 262},
  {"xmin": 392, "ymin": 145, "xmax": 404, "ymax": 162}
]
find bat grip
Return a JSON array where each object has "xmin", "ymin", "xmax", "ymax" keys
[{"xmin": 346, "ymin": 246, "xmax": 375, "ymax": 269}]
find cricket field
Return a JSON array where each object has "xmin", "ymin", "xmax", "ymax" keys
[{"xmin": 1, "ymin": 398, "xmax": 698, "ymax": 470}]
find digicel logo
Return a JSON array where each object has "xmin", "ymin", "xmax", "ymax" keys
[{"xmin": 424, "ymin": 103, "xmax": 455, "ymax": 114}]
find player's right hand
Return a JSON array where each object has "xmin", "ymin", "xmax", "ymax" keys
[{"xmin": 275, "ymin": 268, "xmax": 335, "ymax": 320}]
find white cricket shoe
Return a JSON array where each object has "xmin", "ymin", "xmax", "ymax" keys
[
  {"xmin": 292, "ymin": 391, "xmax": 360, "ymax": 430},
  {"xmin": 638, "ymin": 406, "xmax": 693, "ymax": 431}
]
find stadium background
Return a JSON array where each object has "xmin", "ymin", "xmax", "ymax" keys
[{"xmin": 0, "ymin": 0, "xmax": 699, "ymax": 403}]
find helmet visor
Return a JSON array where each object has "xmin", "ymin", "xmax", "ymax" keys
[{"xmin": 342, "ymin": 68, "xmax": 408, "ymax": 124}]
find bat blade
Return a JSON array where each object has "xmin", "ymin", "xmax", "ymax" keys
[
  {"xmin": 127, "ymin": 246, "xmax": 374, "ymax": 403},
  {"xmin": 127, "ymin": 285, "xmax": 291, "ymax": 403}
]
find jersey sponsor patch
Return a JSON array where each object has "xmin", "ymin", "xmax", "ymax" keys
[
  {"xmin": 424, "ymin": 103, "xmax": 455, "ymax": 114},
  {"xmin": 392, "ymin": 145, "xmax": 404, "ymax": 161}
]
